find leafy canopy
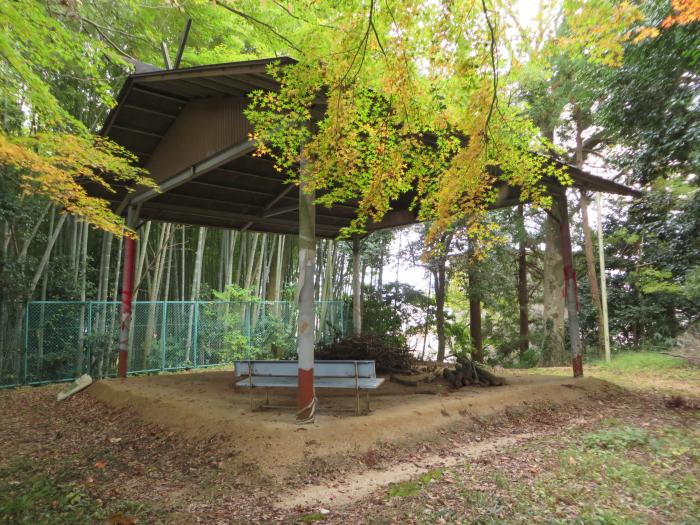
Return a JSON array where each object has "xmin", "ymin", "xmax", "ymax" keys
[
  {"xmin": 0, "ymin": 0, "xmax": 152, "ymax": 237},
  {"xmin": 221, "ymin": 0, "xmax": 578, "ymax": 244}
]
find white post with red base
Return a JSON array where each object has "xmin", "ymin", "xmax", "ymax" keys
[{"xmin": 296, "ymin": 165, "xmax": 316, "ymax": 422}]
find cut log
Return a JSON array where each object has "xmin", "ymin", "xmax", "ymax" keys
[{"xmin": 443, "ymin": 358, "xmax": 506, "ymax": 389}]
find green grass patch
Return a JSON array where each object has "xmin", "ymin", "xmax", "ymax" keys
[
  {"xmin": 0, "ymin": 458, "xmax": 152, "ymax": 525},
  {"xmin": 583, "ymin": 425, "xmax": 650, "ymax": 450},
  {"xmin": 590, "ymin": 351, "xmax": 689, "ymax": 372},
  {"xmin": 508, "ymin": 421, "xmax": 700, "ymax": 524},
  {"xmin": 0, "ymin": 460, "xmax": 103, "ymax": 525},
  {"xmin": 387, "ymin": 468, "xmax": 443, "ymax": 498}
]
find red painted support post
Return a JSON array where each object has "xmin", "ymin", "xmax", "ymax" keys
[
  {"xmin": 557, "ymin": 193, "xmax": 584, "ymax": 377},
  {"xmin": 297, "ymin": 160, "xmax": 316, "ymax": 422},
  {"xmin": 117, "ymin": 206, "xmax": 138, "ymax": 379}
]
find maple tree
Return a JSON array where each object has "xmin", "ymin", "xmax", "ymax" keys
[
  {"xmin": 663, "ymin": 0, "xmax": 700, "ymax": 26},
  {"xmin": 0, "ymin": 0, "xmax": 152, "ymax": 237}
]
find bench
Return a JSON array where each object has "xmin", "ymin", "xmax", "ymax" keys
[{"xmin": 234, "ymin": 360, "xmax": 385, "ymax": 414}]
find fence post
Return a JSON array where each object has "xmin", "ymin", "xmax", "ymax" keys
[
  {"xmin": 193, "ymin": 301, "xmax": 199, "ymax": 368},
  {"xmin": 161, "ymin": 301, "xmax": 168, "ymax": 371},
  {"xmin": 23, "ymin": 303, "xmax": 29, "ymax": 385},
  {"xmin": 247, "ymin": 301, "xmax": 253, "ymax": 353},
  {"xmin": 86, "ymin": 301, "xmax": 93, "ymax": 375}
]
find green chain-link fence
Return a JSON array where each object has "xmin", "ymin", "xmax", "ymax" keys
[{"xmin": 0, "ymin": 300, "xmax": 349, "ymax": 387}]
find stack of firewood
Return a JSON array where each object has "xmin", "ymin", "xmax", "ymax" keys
[{"xmin": 315, "ymin": 336, "xmax": 415, "ymax": 373}]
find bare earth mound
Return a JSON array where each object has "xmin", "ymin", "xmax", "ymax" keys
[{"xmin": 87, "ymin": 369, "xmax": 621, "ymax": 484}]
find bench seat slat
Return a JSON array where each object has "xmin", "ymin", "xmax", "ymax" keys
[
  {"xmin": 235, "ymin": 360, "xmax": 377, "ymax": 378},
  {"xmin": 236, "ymin": 376, "xmax": 385, "ymax": 389}
]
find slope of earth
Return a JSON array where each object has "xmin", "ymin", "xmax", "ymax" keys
[
  {"xmin": 0, "ymin": 354, "xmax": 697, "ymax": 524},
  {"xmin": 84, "ymin": 371, "xmax": 617, "ymax": 482}
]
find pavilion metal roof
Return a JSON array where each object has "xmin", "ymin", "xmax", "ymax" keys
[{"xmin": 94, "ymin": 57, "xmax": 639, "ymax": 237}]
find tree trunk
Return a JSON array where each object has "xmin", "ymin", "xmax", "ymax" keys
[
  {"xmin": 579, "ymin": 190, "xmax": 605, "ymax": 356},
  {"xmin": 557, "ymin": 193, "xmax": 584, "ymax": 377},
  {"xmin": 433, "ymin": 233, "xmax": 452, "ymax": 362},
  {"xmin": 28, "ymin": 214, "xmax": 67, "ymax": 298},
  {"xmin": 318, "ymin": 240, "xmax": 336, "ymax": 339},
  {"xmin": 76, "ymin": 222, "xmax": 89, "ymax": 376},
  {"xmin": 186, "ymin": 227, "xmax": 207, "ymax": 362},
  {"xmin": 352, "ymin": 237, "xmax": 362, "ymax": 336},
  {"xmin": 467, "ymin": 242, "xmax": 483, "ymax": 363},
  {"xmin": 542, "ymin": 208, "xmax": 566, "ymax": 366},
  {"xmin": 143, "ymin": 224, "xmax": 171, "ymax": 368},
  {"xmin": 434, "ymin": 263, "xmax": 446, "ymax": 362},
  {"xmin": 517, "ymin": 205, "xmax": 529, "ymax": 357}
]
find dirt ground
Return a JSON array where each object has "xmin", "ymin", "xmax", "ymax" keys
[
  {"xmin": 1, "ymin": 361, "xmax": 697, "ymax": 524},
  {"xmin": 86, "ymin": 370, "xmax": 618, "ymax": 481}
]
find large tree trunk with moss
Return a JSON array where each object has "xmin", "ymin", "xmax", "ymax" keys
[
  {"xmin": 541, "ymin": 207, "xmax": 566, "ymax": 366},
  {"xmin": 580, "ymin": 190, "xmax": 605, "ymax": 356}
]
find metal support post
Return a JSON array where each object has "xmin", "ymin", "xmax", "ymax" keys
[{"xmin": 118, "ymin": 206, "xmax": 138, "ymax": 379}]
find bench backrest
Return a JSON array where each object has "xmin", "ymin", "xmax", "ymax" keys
[{"xmin": 235, "ymin": 360, "xmax": 377, "ymax": 379}]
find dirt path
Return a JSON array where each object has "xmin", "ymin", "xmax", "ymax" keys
[{"xmin": 277, "ymin": 432, "xmax": 537, "ymax": 510}]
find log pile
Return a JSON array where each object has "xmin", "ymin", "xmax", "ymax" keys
[
  {"xmin": 442, "ymin": 357, "xmax": 506, "ymax": 388},
  {"xmin": 315, "ymin": 336, "xmax": 415, "ymax": 373}
]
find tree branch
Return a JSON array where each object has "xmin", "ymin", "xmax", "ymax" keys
[
  {"xmin": 80, "ymin": 18, "xmax": 139, "ymax": 62},
  {"xmin": 214, "ymin": 0, "xmax": 301, "ymax": 53},
  {"xmin": 481, "ymin": 0, "xmax": 498, "ymax": 137}
]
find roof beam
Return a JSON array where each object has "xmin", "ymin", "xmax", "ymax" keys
[
  {"xmin": 111, "ymin": 125, "xmax": 164, "ymax": 139},
  {"xmin": 195, "ymin": 75, "xmax": 270, "ymax": 93},
  {"xmin": 132, "ymin": 85, "xmax": 188, "ymax": 103},
  {"xmin": 129, "ymin": 139, "xmax": 257, "ymax": 207},
  {"xmin": 212, "ymin": 166, "xmax": 285, "ymax": 182},
  {"xmin": 179, "ymin": 78, "xmax": 238, "ymax": 97},
  {"xmin": 161, "ymin": 189, "xmax": 350, "ymax": 225},
  {"xmin": 186, "ymin": 180, "xmax": 284, "ymax": 200},
  {"xmin": 143, "ymin": 202, "xmax": 340, "ymax": 235},
  {"xmin": 366, "ymin": 209, "xmax": 418, "ymax": 231},
  {"xmin": 122, "ymin": 104, "xmax": 178, "ymax": 119},
  {"xmin": 237, "ymin": 73, "xmax": 280, "ymax": 91},
  {"xmin": 263, "ymin": 204, "xmax": 299, "ymax": 218},
  {"xmin": 198, "ymin": 76, "xmax": 259, "ymax": 95},
  {"xmin": 241, "ymin": 183, "xmax": 296, "ymax": 232}
]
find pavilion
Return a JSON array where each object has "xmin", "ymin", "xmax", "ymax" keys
[{"xmin": 91, "ymin": 57, "xmax": 638, "ymax": 420}]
